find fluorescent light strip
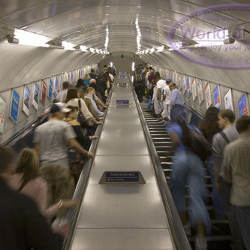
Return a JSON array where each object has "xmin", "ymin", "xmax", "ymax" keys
[
  {"xmin": 132, "ymin": 61, "xmax": 135, "ymax": 71},
  {"xmin": 14, "ymin": 29, "xmax": 50, "ymax": 47},
  {"xmin": 80, "ymin": 45, "xmax": 88, "ymax": 52},
  {"xmin": 62, "ymin": 41, "xmax": 75, "ymax": 50}
]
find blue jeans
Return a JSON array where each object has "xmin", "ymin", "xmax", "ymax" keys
[
  {"xmin": 170, "ymin": 104, "xmax": 186, "ymax": 122},
  {"xmin": 233, "ymin": 206, "xmax": 250, "ymax": 250},
  {"xmin": 206, "ymin": 156, "xmax": 225, "ymax": 218},
  {"xmin": 170, "ymin": 150, "xmax": 211, "ymax": 233}
]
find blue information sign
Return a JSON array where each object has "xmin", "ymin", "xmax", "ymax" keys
[
  {"xmin": 10, "ymin": 90, "xmax": 20, "ymax": 123},
  {"xmin": 116, "ymin": 99, "xmax": 129, "ymax": 105},
  {"xmin": 100, "ymin": 171, "xmax": 145, "ymax": 184},
  {"xmin": 238, "ymin": 94, "xmax": 249, "ymax": 116}
]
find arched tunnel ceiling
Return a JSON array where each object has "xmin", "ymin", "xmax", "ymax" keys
[{"xmin": 1, "ymin": 0, "xmax": 250, "ymax": 54}]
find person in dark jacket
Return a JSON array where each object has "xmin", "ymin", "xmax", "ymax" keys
[{"xmin": 0, "ymin": 146, "xmax": 64, "ymax": 250}]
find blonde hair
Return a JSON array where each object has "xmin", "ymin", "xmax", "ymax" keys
[
  {"xmin": 87, "ymin": 87, "xmax": 95, "ymax": 93},
  {"xmin": 83, "ymin": 74, "xmax": 90, "ymax": 80},
  {"xmin": 16, "ymin": 148, "xmax": 40, "ymax": 189}
]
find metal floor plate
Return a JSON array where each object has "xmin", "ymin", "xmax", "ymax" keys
[{"xmin": 71, "ymin": 229, "xmax": 174, "ymax": 250}]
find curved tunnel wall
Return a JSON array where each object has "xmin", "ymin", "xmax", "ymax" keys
[
  {"xmin": 142, "ymin": 45, "xmax": 250, "ymax": 118},
  {"xmin": 0, "ymin": 42, "xmax": 102, "ymax": 143}
]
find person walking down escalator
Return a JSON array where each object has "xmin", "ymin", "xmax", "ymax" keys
[
  {"xmin": 65, "ymin": 106, "xmax": 98, "ymax": 150},
  {"xmin": 169, "ymin": 82, "xmax": 185, "ymax": 122},
  {"xmin": 198, "ymin": 107, "xmax": 224, "ymax": 219},
  {"xmin": 0, "ymin": 146, "xmax": 64, "ymax": 250},
  {"xmin": 152, "ymin": 72, "xmax": 166, "ymax": 118},
  {"xmin": 9, "ymin": 148, "xmax": 78, "ymax": 220},
  {"xmin": 167, "ymin": 114, "xmax": 211, "ymax": 250},
  {"xmin": 83, "ymin": 74, "xmax": 91, "ymax": 87}
]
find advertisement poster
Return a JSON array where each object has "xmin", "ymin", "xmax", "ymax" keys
[
  {"xmin": 23, "ymin": 86, "xmax": 31, "ymax": 116},
  {"xmin": 48, "ymin": 79, "xmax": 53, "ymax": 100},
  {"xmin": 224, "ymin": 89, "xmax": 234, "ymax": 111},
  {"xmin": 70, "ymin": 72, "xmax": 73, "ymax": 83},
  {"xmin": 182, "ymin": 75, "xmax": 186, "ymax": 93},
  {"xmin": 238, "ymin": 94, "xmax": 249, "ymax": 116},
  {"xmin": 191, "ymin": 78, "xmax": 197, "ymax": 101},
  {"xmin": 0, "ymin": 97, "xmax": 6, "ymax": 133},
  {"xmin": 54, "ymin": 77, "xmax": 59, "ymax": 98},
  {"xmin": 33, "ymin": 83, "xmax": 40, "ymax": 110},
  {"xmin": 213, "ymin": 85, "xmax": 221, "ymax": 109},
  {"xmin": 10, "ymin": 90, "xmax": 20, "ymax": 123},
  {"xmin": 197, "ymin": 80, "xmax": 204, "ymax": 104},
  {"xmin": 205, "ymin": 82, "xmax": 212, "ymax": 109},
  {"xmin": 186, "ymin": 76, "xmax": 191, "ymax": 96},
  {"xmin": 42, "ymin": 81, "xmax": 47, "ymax": 105}
]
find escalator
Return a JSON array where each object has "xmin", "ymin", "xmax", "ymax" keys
[
  {"xmin": 65, "ymin": 74, "xmax": 191, "ymax": 250},
  {"xmin": 140, "ymin": 103, "xmax": 232, "ymax": 250}
]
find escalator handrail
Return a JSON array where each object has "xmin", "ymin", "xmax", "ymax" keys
[
  {"xmin": 4, "ymin": 115, "xmax": 48, "ymax": 146},
  {"xmin": 63, "ymin": 89, "xmax": 113, "ymax": 250},
  {"xmin": 131, "ymin": 81, "xmax": 192, "ymax": 250}
]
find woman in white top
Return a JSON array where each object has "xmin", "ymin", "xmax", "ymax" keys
[
  {"xmin": 65, "ymin": 88, "xmax": 99, "ymax": 125},
  {"xmin": 57, "ymin": 81, "xmax": 69, "ymax": 103}
]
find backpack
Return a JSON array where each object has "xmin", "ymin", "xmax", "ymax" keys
[{"xmin": 189, "ymin": 129, "xmax": 212, "ymax": 161}]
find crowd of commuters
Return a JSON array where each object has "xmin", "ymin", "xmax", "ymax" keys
[
  {"xmin": 135, "ymin": 65, "xmax": 250, "ymax": 250},
  {"xmin": 0, "ymin": 66, "xmax": 115, "ymax": 250}
]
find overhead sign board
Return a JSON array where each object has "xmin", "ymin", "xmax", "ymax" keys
[{"xmin": 99, "ymin": 171, "xmax": 145, "ymax": 184}]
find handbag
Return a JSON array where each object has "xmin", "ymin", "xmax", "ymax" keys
[{"xmin": 77, "ymin": 99, "xmax": 94, "ymax": 128}]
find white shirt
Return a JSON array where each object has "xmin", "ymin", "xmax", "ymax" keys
[
  {"xmin": 162, "ymin": 85, "xmax": 171, "ymax": 104},
  {"xmin": 57, "ymin": 89, "xmax": 68, "ymax": 103}
]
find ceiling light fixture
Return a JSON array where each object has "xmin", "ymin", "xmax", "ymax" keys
[
  {"xmin": 62, "ymin": 41, "xmax": 75, "ymax": 50},
  {"xmin": 80, "ymin": 45, "xmax": 88, "ymax": 52},
  {"xmin": 14, "ymin": 28, "xmax": 50, "ymax": 47}
]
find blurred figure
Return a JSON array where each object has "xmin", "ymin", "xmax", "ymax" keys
[
  {"xmin": 152, "ymin": 72, "xmax": 165, "ymax": 117},
  {"xmin": 0, "ymin": 146, "xmax": 64, "ymax": 250},
  {"xmin": 11, "ymin": 148, "xmax": 78, "ymax": 219},
  {"xmin": 83, "ymin": 74, "xmax": 90, "ymax": 87},
  {"xmin": 222, "ymin": 116, "xmax": 250, "ymax": 250},
  {"xmin": 76, "ymin": 78, "xmax": 84, "ymax": 89},
  {"xmin": 167, "ymin": 115, "xmax": 211, "ymax": 250},
  {"xmin": 89, "ymin": 68, "xmax": 97, "ymax": 79},
  {"xmin": 169, "ymin": 83, "xmax": 185, "ymax": 121},
  {"xmin": 199, "ymin": 107, "xmax": 224, "ymax": 218},
  {"xmin": 33, "ymin": 103, "xmax": 93, "ymax": 211},
  {"xmin": 66, "ymin": 88, "xmax": 100, "ymax": 126},
  {"xmin": 57, "ymin": 81, "xmax": 69, "ymax": 103},
  {"xmin": 161, "ymin": 79, "xmax": 171, "ymax": 121}
]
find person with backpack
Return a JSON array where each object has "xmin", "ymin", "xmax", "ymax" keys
[
  {"xmin": 222, "ymin": 116, "xmax": 250, "ymax": 250},
  {"xmin": 167, "ymin": 114, "xmax": 211, "ymax": 250},
  {"xmin": 212, "ymin": 110, "xmax": 244, "ymax": 250}
]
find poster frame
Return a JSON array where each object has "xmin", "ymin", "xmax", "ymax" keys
[
  {"xmin": 205, "ymin": 82, "xmax": 212, "ymax": 109},
  {"xmin": 23, "ymin": 86, "xmax": 31, "ymax": 116},
  {"xmin": 10, "ymin": 89, "xmax": 20, "ymax": 123}
]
